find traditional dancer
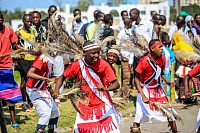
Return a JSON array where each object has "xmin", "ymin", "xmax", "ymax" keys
[
  {"xmin": 26, "ymin": 53, "xmax": 60, "ymax": 133},
  {"xmin": 55, "ymin": 41, "xmax": 122, "ymax": 133},
  {"xmin": 184, "ymin": 64, "xmax": 200, "ymax": 132},
  {"xmin": 130, "ymin": 39, "xmax": 178, "ymax": 133}
]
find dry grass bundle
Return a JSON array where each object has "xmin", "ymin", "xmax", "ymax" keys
[
  {"xmin": 59, "ymin": 82, "xmax": 89, "ymax": 116},
  {"xmin": 112, "ymin": 39, "xmax": 145, "ymax": 56},
  {"xmin": 133, "ymin": 32, "xmax": 149, "ymax": 51},
  {"xmin": 44, "ymin": 14, "xmax": 83, "ymax": 55},
  {"xmin": 114, "ymin": 31, "xmax": 149, "ymax": 57},
  {"xmin": 150, "ymin": 102, "xmax": 182, "ymax": 122},
  {"xmin": 194, "ymin": 35, "xmax": 200, "ymax": 50},
  {"xmin": 112, "ymin": 97, "xmax": 126, "ymax": 108},
  {"xmin": 174, "ymin": 50, "xmax": 200, "ymax": 64}
]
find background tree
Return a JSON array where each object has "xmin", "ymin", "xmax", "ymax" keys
[
  {"xmin": 77, "ymin": 0, "xmax": 94, "ymax": 11},
  {"xmin": 170, "ymin": 6, "xmax": 177, "ymax": 23},
  {"xmin": 0, "ymin": 8, "xmax": 25, "ymax": 24},
  {"xmin": 181, "ymin": 4, "xmax": 200, "ymax": 17}
]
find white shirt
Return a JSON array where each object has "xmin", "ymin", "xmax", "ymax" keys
[
  {"xmin": 53, "ymin": 55, "xmax": 64, "ymax": 77},
  {"xmin": 168, "ymin": 24, "xmax": 178, "ymax": 41},
  {"xmin": 118, "ymin": 20, "xmax": 124, "ymax": 31},
  {"xmin": 67, "ymin": 20, "xmax": 85, "ymax": 37},
  {"xmin": 117, "ymin": 28, "xmax": 134, "ymax": 64},
  {"xmin": 131, "ymin": 19, "xmax": 154, "ymax": 43}
]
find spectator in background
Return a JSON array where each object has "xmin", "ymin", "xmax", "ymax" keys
[
  {"xmin": 79, "ymin": 10, "xmax": 100, "ymax": 40},
  {"xmin": 0, "ymin": 11, "xmax": 22, "ymax": 129},
  {"xmin": 117, "ymin": 17, "xmax": 134, "ymax": 99},
  {"xmin": 31, "ymin": 11, "xmax": 47, "ymax": 43},
  {"xmin": 130, "ymin": 8, "xmax": 154, "ymax": 43},
  {"xmin": 168, "ymin": 15, "xmax": 185, "ymax": 48},
  {"xmin": 118, "ymin": 10, "xmax": 128, "ymax": 31},
  {"xmin": 15, "ymin": 14, "xmax": 36, "ymax": 111},
  {"xmin": 193, "ymin": 14, "xmax": 200, "ymax": 36},
  {"xmin": 184, "ymin": 15, "xmax": 197, "ymax": 37},
  {"xmin": 67, "ymin": 9, "xmax": 85, "ymax": 37},
  {"xmin": 150, "ymin": 10, "xmax": 158, "ymax": 21},
  {"xmin": 41, "ymin": 5, "xmax": 57, "ymax": 30},
  {"xmin": 86, "ymin": 11, "xmax": 104, "ymax": 40}
]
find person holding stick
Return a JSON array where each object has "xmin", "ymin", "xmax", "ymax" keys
[{"xmin": 130, "ymin": 39, "xmax": 178, "ymax": 133}]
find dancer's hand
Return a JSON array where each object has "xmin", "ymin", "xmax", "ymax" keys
[
  {"xmin": 96, "ymin": 84, "xmax": 107, "ymax": 91},
  {"xmin": 47, "ymin": 77, "xmax": 56, "ymax": 83},
  {"xmin": 142, "ymin": 96, "xmax": 149, "ymax": 104}
]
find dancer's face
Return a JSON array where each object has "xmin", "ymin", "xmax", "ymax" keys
[
  {"xmin": 84, "ymin": 48, "xmax": 100, "ymax": 65},
  {"xmin": 107, "ymin": 52, "xmax": 118, "ymax": 65}
]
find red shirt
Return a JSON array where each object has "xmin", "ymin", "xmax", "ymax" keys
[
  {"xmin": 26, "ymin": 54, "xmax": 52, "ymax": 90},
  {"xmin": 0, "ymin": 26, "xmax": 18, "ymax": 69},
  {"xmin": 63, "ymin": 58, "xmax": 117, "ymax": 106},
  {"xmin": 136, "ymin": 53, "xmax": 166, "ymax": 86},
  {"xmin": 188, "ymin": 64, "xmax": 200, "ymax": 77}
]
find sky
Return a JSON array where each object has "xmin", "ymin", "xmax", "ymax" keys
[{"xmin": 0, "ymin": 0, "xmax": 173, "ymax": 12}]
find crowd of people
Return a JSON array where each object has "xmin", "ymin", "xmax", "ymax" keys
[{"xmin": 0, "ymin": 4, "xmax": 200, "ymax": 133}]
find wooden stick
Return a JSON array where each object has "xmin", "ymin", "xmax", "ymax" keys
[{"xmin": 0, "ymin": 49, "xmax": 23, "ymax": 58}]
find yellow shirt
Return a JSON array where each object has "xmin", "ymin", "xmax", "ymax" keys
[
  {"xmin": 86, "ymin": 22, "xmax": 97, "ymax": 40},
  {"xmin": 18, "ymin": 28, "xmax": 36, "ymax": 60},
  {"xmin": 172, "ymin": 31, "xmax": 196, "ymax": 53}
]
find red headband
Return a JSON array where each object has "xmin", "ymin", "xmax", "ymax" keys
[{"xmin": 150, "ymin": 41, "xmax": 162, "ymax": 49}]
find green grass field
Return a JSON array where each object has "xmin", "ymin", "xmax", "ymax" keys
[{"xmin": 2, "ymin": 70, "xmax": 135, "ymax": 133}]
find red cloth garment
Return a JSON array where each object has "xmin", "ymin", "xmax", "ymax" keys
[
  {"xmin": 188, "ymin": 64, "xmax": 200, "ymax": 77},
  {"xmin": 63, "ymin": 58, "xmax": 119, "ymax": 133},
  {"xmin": 135, "ymin": 53, "xmax": 168, "ymax": 110},
  {"xmin": 0, "ymin": 26, "xmax": 18, "ymax": 69},
  {"xmin": 63, "ymin": 58, "xmax": 116, "ymax": 107},
  {"xmin": 136, "ymin": 53, "xmax": 166, "ymax": 86},
  {"xmin": 26, "ymin": 54, "xmax": 52, "ymax": 90}
]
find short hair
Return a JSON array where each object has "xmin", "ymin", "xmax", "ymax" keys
[
  {"xmin": 194, "ymin": 14, "xmax": 200, "ymax": 20},
  {"xmin": 130, "ymin": 8, "xmax": 140, "ymax": 15},
  {"xmin": 123, "ymin": 17, "xmax": 131, "ymax": 26},
  {"xmin": 93, "ymin": 10, "xmax": 100, "ymax": 18},
  {"xmin": 95, "ymin": 11, "xmax": 104, "ymax": 20},
  {"xmin": 121, "ymin": 10, "xmax": 127, "ymax": 17},
  {"xmin": 31, "ymin": 11, "xmax": 41, "ymax": 18},
  {"xmin": 48, "ymin": 5, "xmax": 57, "ymax": 10},
  {"xmin": 151, "ymin": 11, "xmax": 157, "ymax": 16},
  {"xmin": 161, "ymin": 32, "xmax": 169, "ymax": 42},
  {"xmin": 104, "ymin": 14, "xmax": 113, "ymax": 24},
  {"xmin": 177, "ymin": 21, "xmax": 185, "ymax": 29},
  {"xmin": 149, "ymin": 39, "xmax": 160, "ymax": 49},
  {"xmin": 0, "ymin": 11, "xmax": 3, "ymax": 19},
  {"xmin": 23, "ymin": 14, "xmax": 31, "ymax": 21},
  {"xmin": 73, "ymin": 9, "xmax": 81, "ymax": 14}
]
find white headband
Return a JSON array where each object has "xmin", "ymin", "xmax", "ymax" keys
[
  {"xmin": 108, "ymin": 49, "xmax": 120, "ymax": 57},
  {"xmin": 83, "ymin": 43, "xmax": 100, "ymax": 51}
]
